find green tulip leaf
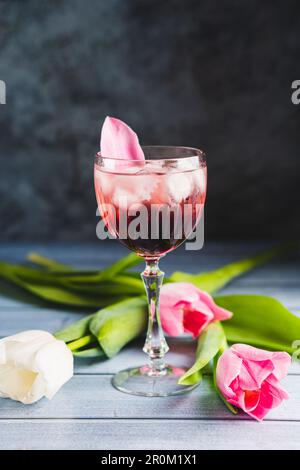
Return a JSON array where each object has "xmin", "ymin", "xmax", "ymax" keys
[
  {"xmin": 90, "ymin": 297, "xmax": 147, "ymax": 358},
  {"xmin": 215, "ymin": 294, "xmax": 300, "ymax": 353},
  {"xmin": 0, "ymin": 264, "xmax": 112, "ymax": 307},
  {"xmin": 54, "ymin": 315, "xmax": 95, "ymax": 342},
  {"xmin": 171, "ymin": 243, "xmax": 295, "ymax": 294},
  {"xmin": 178, "ymin": 321, "xmax": 227, "ymax": 385},
  {"xmin": 73, "ymin": 346, "xmax": 105, "ymax": 358},
  {"xmin": 27, "ymin": 252, "xmax": 74, "ymax": 271},
  {"xmin": 65, "ymin": 252, "xmax": 142, "ymax": 284},
  {"xmin": 99, "ymin": 252, "xmax": 142, "ymax": 279}
]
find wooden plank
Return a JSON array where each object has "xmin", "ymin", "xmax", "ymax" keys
[
  {"xmin": 1, "ymin": 304, "xmax": 300, "ymax": 335},
  {"xmin": 0, "ymin": 272, "xmax": 299, "ymax": 308},
  {"xmin": 1, "ymin": 281, "xmax": 299, "ymax": 309},
  {"xmin": 0, "ymin": 243, "xmax": 298, "ymax": 450},
  {"xmin": 0, "ymin": 307, "xmax": 86, "ymax": 337},
  {"xmin": 0, "ymin": 419, "xmax": 299, "ymax": 450},
  {"xmin": 0, "ymin": 241, "xmax": 276, "ymax": 258},
  {"xmin": 0, "ymin": 315, "xmax": 299, "ymax": 376},
  {"xmin": 0, "ymin": 330, "xmax": 198, "ymax": 374},
  {"xmin": 1, "ymin": 309, "xmax": 300, "ymax": 375},
  {"xmin": 235, "ymin": 268, "xmax": 300, "ymax": 286},
  {"xmin": 1, "ymin": 298, "xmax": 300, "ymax": 338},
  {"xmin": 73, "ymin": 340, "xmax": 300, "ymax": 375},
  {"xmin": 0, "ymin": 374, "xmax": 297, "ymax": 421},
  {"xmin": 49, "ymin": 346, "xmax": 300, "ymax": 376},
  {"xmin": 0, "ymin": 241, "xmax": 298, "ymax": 269},
  {"xmin": 0, "ymin": 243, "xmax": 298, "ymax": 313}
]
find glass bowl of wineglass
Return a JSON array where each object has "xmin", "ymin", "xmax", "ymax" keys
[{"xmin": 94, "ymin": 146, "xmax": 207, "ymax": 396}]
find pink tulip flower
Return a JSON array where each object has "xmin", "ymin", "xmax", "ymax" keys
[
  {"xmin": 100, "ymin": 116, "xmax": 145, "ymax": 165},
  {"xmin": 216, "ymin": 343, "xmax": 291, "ymax": 421},
  {"xmin": 160, "ymin": 282, "xmax": 232, "ymax": 337}
]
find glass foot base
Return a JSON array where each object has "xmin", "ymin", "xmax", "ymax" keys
[{"xmin": 112, "ymin": 364, "xmax": 199, "ymax": 397}]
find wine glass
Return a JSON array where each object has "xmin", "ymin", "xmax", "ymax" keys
[{"xmin": 94, "ymin": 146, "xmax": 207, "ymax": 396}]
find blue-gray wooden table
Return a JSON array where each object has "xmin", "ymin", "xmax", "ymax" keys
[{"xmin": 0, "ymin": 242, "xmax": 299, "ymax": 450}]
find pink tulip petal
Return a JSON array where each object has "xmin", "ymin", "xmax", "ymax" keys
[
  {"xmin": 231, "ymin": 344, "xmax": 275, "ymax": 361},
  {"xmin": 160, "ymin": 305, "xmax": 185, "ymax": 337},
  {"xmin": 160, "ymin": 283, "xmax": 219, "ymax": 337},
  {"xmin": 234, "ymin": 388, "xmax": 261, "ymax": 414},
  {"xmin": 238, "ymin": 363, "xmax": 263, "ymax": 390},
  {"xmin": 266, "ymin": 375, "xmax": 290, "ymax": 400},
  {"xmin": 244, "ymin": 389, "xmax": 261, "ymax": 411},
  {"xmin": 183, "ymin": 306, "xmax": 213, "ymax": 338},
  {"xmin": 269, "ymin": 352, "xmax": 291, "ymax": 381},
  {"xmin": 216, "ymin": 344, "xmax": 291, "ymax": 422},
  {"xmin": 100, "ymin": 117, "xmax": 145, "ymax": 164},
  {"xmin": 160, "ymin": 283, "xmax": 200, "ymax": 308},
  {"xmin": 160, "ymin": 283, "xmax": 233, "ymax": 338},
  {"xmin": 248, "ymin": 381, "xmax": 287, "ymax": 421},
  {"xmin": 216, "ymin": 349, "xmax": 243, "ymax": 399},
  {"xmin": 242, "ymin": 359, "xmax": 274, "ymax": 388},
  {"xmin": 229, "ymin": 377, "xmax": 240, "ymax": 394},
  {"xmin": 247, "ymin": 401, "xmax": 270, "ymax": 421},
  {"xmin": 176, "ymin": 298, "xmax": 215, "ymax": 320},
  {"xmin": 199, "ymin": 291, "xmax": 233, "ymax": 321},
  {"xmin": 232, "ymin": 345, "xmax": 290, "ymax": 382}
]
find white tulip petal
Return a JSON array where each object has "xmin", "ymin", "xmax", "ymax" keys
[{"xmin": 0, "ymin": 330, "xmax": 73, "ymax": 404}]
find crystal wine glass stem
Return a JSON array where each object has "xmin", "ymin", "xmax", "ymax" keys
[{"xmin": 141, "ymin": 259, "xmax": 169, "ymax": 375}]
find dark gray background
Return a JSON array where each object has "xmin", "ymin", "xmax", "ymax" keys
[{"xmin": 0, "ymin": 0, "xmax": 299, "ymax": 241}]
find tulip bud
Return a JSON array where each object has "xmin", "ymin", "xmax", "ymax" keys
[{"xmin": 0, "ymin": 330, "xmax": 73, "ymax": 404}]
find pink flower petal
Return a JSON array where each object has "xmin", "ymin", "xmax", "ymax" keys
[
  {"xmin": 247, "ymin": 380, "xmax": 288, "ymax": 421},
  {"xmin": 160, "ymin": 306, "xmax": 185, "ymax": 337},
  {"xmin": 160, "ymin": 283, "xmax": 233, "ymax": 338},
  {"xmin": 247, "ymin": 405, "xmax": 269, "ymax": 421},
  {"xmin": 266, "ymin": 375, "xmax": 290, "ymax": 400},
  {"xmin": 231, "ymin": 344, "xmax": 275, "ymax": 361},
  {"xmin": 183, "ymin": 304, "xmax": 214, "ymax": 338},
  {"xmin": 176, "ymin": 298, "xmax": 215, "ymax": 320},
  {"xmin": 216, "ymin": 344, "xmax": 291, "ymax": 421},
  {"xmin": 242, "ymin": 359, "xmax": 274, "ymax": 388},
  {"xmin": 243, "ymin": 389, "xmax": 261, "ymax": 411},
  {"xmin": 100, "ymin": 117, "xmax": 145, "ymax": 167},
  {"xmin": 269, "ymin": 352, "xmax": 291, "ymax": 381},
  {"xmin": 233, "ymin": 388, "xmax": 261, "ymax": 414},
  {"xmin": 238, "ymin": 363, "xmax": 263, "ymax": 390},
  {"xmin": 161, "ymin": 283, "xmax": 200, "ymax": 308},
  {"xmin": 198, "ymin": 291, "xmax": 233, "ymax": 321},
  {"xmin": 216, "ymin": 349, "xmax": 243, "ymax": 400},
  {"xmin": 160, "ymin": 283, "xmax": 215, "ymax": 337}
]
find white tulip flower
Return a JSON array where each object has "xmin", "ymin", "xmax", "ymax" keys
[{"xmin": 0, "ymin": 330, "xmax": 73, "ymax": 404}]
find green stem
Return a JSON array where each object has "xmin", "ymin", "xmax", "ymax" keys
[
  {"xmin": 67, "ymin": 334, "xmax": 95, "ymax": 351},
  {"xmin": 27, "ymin": 252, "xmax": 73, "ymax": 271}
]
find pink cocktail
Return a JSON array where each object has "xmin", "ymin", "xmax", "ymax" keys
[
  {"xmin": 95, "ymin": 150, "xmax": 206, "ymax": 258},
  {"xmin": 94, "ymin": 146, "xmax": 207, "ymax": 396}
]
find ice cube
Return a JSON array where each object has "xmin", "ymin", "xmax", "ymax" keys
[
  {"xmin": 95, "ymin": 169, "xmax": 112, "ymax": 195},
  {"xmin": 175, "ymin": 157, "xmax": 199, "ymax": 172},
  {"xmin": 112, "ymin": 174, "xmax": 158, "ymax": 208},
  {"xmin": 122, "ymin": 164, "xmax": 145, "ymax": 174},
  {"xmin": 112, "ymin": 187, "xmax": 138, "ymax": 208},
  {"xmin": 140, "ymin": 161, "xmax": 168, "ymax": 175},
  {"xmin": 102, "ymin": 163, "xmax": 143, "ymax": 174},
  {"xmin": 193, "ymin": 169, "xmax": 206, "ymax": 193},
  {"xmin": 166, "ymin": 173, "xmax": 193, "ymax": 203}
]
